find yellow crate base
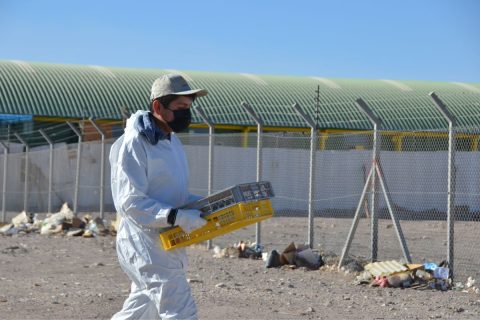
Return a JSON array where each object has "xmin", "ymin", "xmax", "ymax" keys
[{"xmin": 160, "ymin": 199, "xmax": 273, "ymax": 251}]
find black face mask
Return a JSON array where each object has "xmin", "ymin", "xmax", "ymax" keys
[{"xmin": 167, "ymin": 108, "xmax": 191, "ymax": 132}]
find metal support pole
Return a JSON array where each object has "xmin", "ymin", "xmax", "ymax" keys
[
  {"xmin": 0, "ymin": 142, "xmax": 8, "ymax": 222},
  {"xmin": 375, "ymin": 161, "xmax": 411, "ymax": 263},
  {"xmin": 241, "ymin": 102, "xmax": 264, "ymax": 246},
  {"xmin": 292, "ymin": 103, "xmax": 317, "ymax": 248},
  {"xmin": 430, "ymin": 92, "xmax": 457, "ymax": 277},
  {"xmin": 339, "ymin": 166, "xmax": 374, "ymax": 266},
  {"xmin": 355, "ymin": 98, "xmax": 381, "ymax": 262},
  {"xmin": 89, "ymin": 119, "xmax": 106, "ymax": 219},
  {"xmin": 194, "ymin": 106, "xmax": 215, "ymax": 250},
  {"xmin": 14, "ymin": 133, "xmax": 29, "ymax": 212},
  {"xmin": 67, "ymin": 122, "xmax": 82, "ymax": 214},
  {"xmin": 39, "ymin": 130, "xmax": 54, "ymax": 213}
]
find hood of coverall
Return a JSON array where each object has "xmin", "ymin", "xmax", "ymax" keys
[{"xmin": 127, "ymin": 110, "xmax": 169, "ymax": 145}]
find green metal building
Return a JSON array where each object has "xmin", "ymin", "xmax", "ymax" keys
[{"xmin": 1, "ymin": 60, "xmax": 480, "ymax": 149}]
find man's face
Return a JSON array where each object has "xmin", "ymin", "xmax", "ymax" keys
[
  {"xmin": 162, "ymin": 95, "xmax": 194, "ymax": 122},
  {"xmin": 152, "ymin": 95, "xmax": 194, "ymax": 123}
]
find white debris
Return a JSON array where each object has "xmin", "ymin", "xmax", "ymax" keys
[
  {"xmin": 213, "ymin": 245, "xmax": 223, "ymax": 258},
  {"xmin": 0, "ymin": 224, "xmax": 13, "ymax": 234},
  {"xmin": 40, "ymin": 203, "xmax": 76, "ymax": 235},
  {"xmin": 57, "ymin": 202, "xmax": 75, "ymax": 220},
  {"xmin": 466, "ymin": 277, "xmax": 476, "ymax": 289},
  {"xmin": 11, "ymin": 211, "xmax": 29, "ymax": 228}
]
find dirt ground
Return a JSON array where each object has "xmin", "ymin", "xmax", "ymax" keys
[{"xmin": 1, "ymin": 215, "xmax": 480, "ymax": 320}]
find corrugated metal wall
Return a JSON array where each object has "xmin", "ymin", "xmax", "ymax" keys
[{"xmin": 1, "ymin": 60, "xmax": 480, "ymax": 131}]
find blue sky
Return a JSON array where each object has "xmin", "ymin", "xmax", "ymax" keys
[{"xmin": 1, "ymin": 0, "xmax": 479, "ymax": 82}]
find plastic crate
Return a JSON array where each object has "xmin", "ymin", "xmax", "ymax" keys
[
  {"xmin": 182, "ymin": 181, "xmax": 274, "ymax": 215},
  {"xmin": 159, "ymin": 199, "xmax": 273, "ymax": 251}
]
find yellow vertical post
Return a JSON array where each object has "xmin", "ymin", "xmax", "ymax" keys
[
  {"xmin": 393, "ymin": 133, "xmax": 404, "ymax": 151},
  {"xmin": 319, "ymin": 130, "xmax": 328, "ymax": 150},
  {"xmin": 472, "ymin": 135, "xmax": 479, "ymax": 151},
  {"xmin": 242, "ymin": 127, "xmax": 251, "ymax": 148}
]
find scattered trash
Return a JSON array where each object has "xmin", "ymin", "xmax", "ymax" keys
[
  {"xmin": 2, "ymin": 206, "xmax": 479, "ymax": 299},
  {"xmin": 373, "ymin": 275, "xmax": 389, "ymax": 288},
  {"xmin": 32, "ymin": 214, "xmax": 43, "ymax": 229},
  {"xmin": 213, "ymin": 240, "xmax": 323, "ymax": 271},
  {"xmin": 265, "ymin": 242, "xmax": 323, "ymax": 270},
  {"xmin": 83, "ymin": 230, "xmax": 95, "ymax": 238},
  {"xmin": 11, "ymin": 211, "xmax": 30, "ymax": 228},
  {"xmin": 0, "ymin": 224, "xmax": 13, "ymax": 234},
  {"xmin": 0, "ymin": 225, "xmax": 19, "ymax": 236},
  {"xmin": 466, "ymin": 276, "xmax": 476, "ymax": 289},
  {"xmin": 237, "ymin": 241, "xmax": 263, "ymax": 259},
  {"xmin": 319, "ymin": 250, "xmax": 340, "ymax": 266},
  {"xmin": 454, "ymin": 277, "xmax": 480, "ymax": 294},
  {"xmin": 387, "ymin": 272, "xmax": 413, "ymax": 288},
  {"xmin": 265, "ymin": 250, "xmax": 282, "ymax": 268},
  {"xmin": 433, "ymin": 267, "xmax": 450, "ymax": 280},
  {"xmin": 66, "ymin": 229, "xmax": 84, "ymax": 237},
  {"xmin": 212, "ymin": 241, "xmax": 263, "ymax": 259},
  {"xmin": 109, "ymin": 213, "xmax": 121, "ymax": 235},
  {"xmin": 70, "ymin": 217, "xmax": 86, "ymax": 229},
  {"xmin": 415, "ymin": 269, "xmax": 433, "ymax": 281},
  {"xmin": 0, "ymin": 202, "xmax": 119, "ymax": 238},
  {"xmin": 295, "ymin": 248, "xmax": 323, "ymax": 270},
  {"xmin": 406, "ymin": 264, "xmax": 423, "ymax": 271},
  {"xmin": 340, "ymin": 260, "xmax": 364, "ymax": 273},
  {"xmin": 364, "ymin": 260, "xmax": 408, "ymax": 277},
  {"xmin": 213, "ymin": 245, "xmax": 239, "ymax": 258},
  {"xmin": 354, "ymin": 271, "xmax": 373, "ymax": 285},
  {"xmin": 279, "ymin": 242, "xmax": 297, "ymax": 265},
  {"xmin": 423, "ymin": 262, "xmax": 438, "ymax": 271},
  {"xmin": 356, "ymin": 259, "xmax": 461, "ymax": 292}
]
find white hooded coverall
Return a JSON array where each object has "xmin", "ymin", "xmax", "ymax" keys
[{"xmin": 110, "ymin": 111, "xmax": 199, "ymax": 320}]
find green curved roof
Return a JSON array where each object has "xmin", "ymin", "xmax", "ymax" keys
[{"xmin": 1, "ymin": 60, "xmax": 480, "ymax": 131}]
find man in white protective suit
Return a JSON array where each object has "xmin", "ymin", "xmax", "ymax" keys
[{"xmin": 110, "ymin": 74, "xmax": 209, "ymax": 319}]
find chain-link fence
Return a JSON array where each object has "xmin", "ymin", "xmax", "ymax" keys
[{"xmin": 1, "ymin": 95, "xmax": 480, "ymax": 282}]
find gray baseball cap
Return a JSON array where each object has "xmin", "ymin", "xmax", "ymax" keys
[{"xmin": 150, "ymin": 74, "xmax": 208, "ymax": 100}]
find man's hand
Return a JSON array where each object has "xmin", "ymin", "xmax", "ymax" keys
[{"xmin": 175, "ymin": 209, "xmax": 207, "ymax": 233}]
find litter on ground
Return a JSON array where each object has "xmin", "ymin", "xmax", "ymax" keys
[{"xmin": 0, "ymin": 203, "xmax": 119, "ymax": 238}]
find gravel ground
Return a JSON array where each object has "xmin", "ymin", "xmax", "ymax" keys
[{"xmin": 1, "ymin": 215, "xmax": 480, "ymax": 320}]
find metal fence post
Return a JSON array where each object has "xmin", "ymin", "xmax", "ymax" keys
[
  {"xmin": 89, "ymin": 119, "xmax": 106, "ymax": 219},
  {"xmin": 339, "ymin": 98, "xmax": 411, "ymax": 266},
  {"xmin": 194, "ymin": 106, "xmax": 215, "ymax": 250},
  {"xmin": 355, "ymin": 98, "xmax": 381, "ymax": 262},
  {"xmin": 339, "ymin": 98, "xmax": 412, "ymax": 267},
  {"xmin": 14, "ymin": 132, "xmax": 29, "ymax": 212},
  {"xmin": 241, "ymin": 102, "xmax": 264, "ymax": 246},
  {"xmin": 39, "ymin": 129, "xmax": 54, "ymax": 213},
  {"xmin": 67, "ymin": 122, "xmax": 82, "ymax": 214},
  {"xmin": 339, "ymin": 98, "xmax": 381, "ymax": 265},
  {"xmin": 430, "ymin": 92, "xmax": 457, "ymax": 278},
  {"xmin": 0, "ymin": 142, "xmax": 8, "ymax": 222},
  {"xmin": 292, "ymin": 103, "xmax": 317, "ymax": 248}
]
